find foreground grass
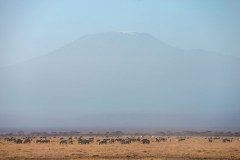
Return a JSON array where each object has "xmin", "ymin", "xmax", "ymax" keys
[{"xmin": 0, "ymin": 137, "xmax": 240, "ymax": 159}]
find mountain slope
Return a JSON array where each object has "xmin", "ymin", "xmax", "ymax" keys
[{"xmin": 0, "ymin": 32, "xmax": 240, "ymax": 129}]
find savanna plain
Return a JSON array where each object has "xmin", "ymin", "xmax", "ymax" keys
[{"xmin": 0, "ymin": 136, "xmax": 240, "ymax": 160}]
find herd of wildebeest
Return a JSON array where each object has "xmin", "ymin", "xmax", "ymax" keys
[{"xmin": 2, "ymin": 135, "xmax": 239, "ymax": 145}]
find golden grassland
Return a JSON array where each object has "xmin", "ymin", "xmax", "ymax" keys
[{"xmin": 0, "ymin": 137, "xmax": 240, "ymax": 160}]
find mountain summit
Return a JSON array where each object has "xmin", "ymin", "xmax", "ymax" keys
[
  {"xmin": 1, "ymin": 32, "xmax": 240, "ymax": 129},
  {"xmin": 42, "ymin": 32, "xmax": 173, "ymax": 59}
]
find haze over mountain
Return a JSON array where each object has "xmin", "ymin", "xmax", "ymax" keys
[{"xmin": 1, "ymin": 32, "xmax": 240, "ymax": 130}]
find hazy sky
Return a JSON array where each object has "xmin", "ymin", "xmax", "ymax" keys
[
  {"xmin": 1, "ymin": 0, "xmax": 240, "ymax": 67},
  {"xmin": 0, "ymin": 0, "xmax": 240, "ymax": 130}
]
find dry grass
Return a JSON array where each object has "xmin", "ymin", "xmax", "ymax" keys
[{"xmin": 0, "ymin": 137, "xmax": 240, "ymax": 159}]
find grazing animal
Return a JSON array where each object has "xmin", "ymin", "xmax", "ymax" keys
[
  {"xmin": 141, "ymin": 139, "xmax": 150, "ymax": 144},
  {"xmin": 36, "ymin": 139, "xmax": 50, "ymax": 143},
  {"xmin": 60, "ymin": 140, "xmax": 67, "ymax": 144},
  {"xmin": 23, "ymin": 139, "xmax": 31, "ymax": 144},
  {"xmin": 156, "ymin": 137, "xmax": 167, "ymax": 142},
  {"xmin": 222, "ymin": 138, "xmax": 232, "ymax": 142},
  {"xmin": 5, "ymin": 137, "xmax": 16, "ymax": 142},
  {"xmin": 99, "ymin": 139, "xmax": 112, "ymax": 145},
  {"xmin": 99, "ymin": 140, "xmax": 106, "ymax": 145},
  {"xmin": 121, "ymin": 139, "xmax": 131, "ymax": 144},
  {"xmin": 36, "ymin": 139, "xmax": 42, "ymax": 143},
  {"xmin": 208, "ymin": 138, "xmax": 213, "ymax": 142},
  {"xmin": 78, "ymin": 139, "xmax": 91, "ymax": 144},
  {"xmin": 42, "ymin": 139, "xmax": 50, "ymax": 143},
  {"xmin": 60, "ymin": 139, "xmax": 73, "ymax": 144},
  {"xmin": 176, "ymin": 137, "xmax": 186, "ymax": 142},
  {"xmin": 16, "ymin": 139, "xmax": 23, "ymax": 144}
]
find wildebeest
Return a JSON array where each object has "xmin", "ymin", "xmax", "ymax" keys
[
  {"xmin": 43, "ymin": 139, "xmax": 50, "ymax": 143},
  {"xmin": 208, "ymin": 138, "xmax": 213, "ymax": 142},
  {"xmin": 78, "ymin": 139, "xmax": 91, "ymax": 144},
  {"xmin": 176, "ymin": 137, "xmax": 186, "ymax": 142},
  {"xmin": 156, "ymin": 137, "xmax": 167, "ymax": 142},
  {"xmin": 121, "ymin": 139, "xmax": 131, "ymax": 144},
  {"xmin": 140, "ymin": 139, "xmax": 150, "ymax": 144},
  {"xmin": 23, "ymin": 138, "xmax": 31, "ymax": 144},
  {"xmin": 60, "ymin": 139, "xmax": 73, "ymax": 144},
  {"xmin": 4, "ymin": 137, "xmax": 16, "ymax": 142},
  {"xmin": 16, "ymin": 139, "xmax": 23, "ymax": 144},
  {"xmin": 36, "ymin": 139, "xmax": 50, "ymax": 143},
  {"xmin": 99, "ymin": 139, "xmax": 113, "ymax": 145},
  {"xmin": 99, "ymin": 140, "xmax": 107, "ymax": 145},
  {"xmin": 36, "ymin": 139, "xmax": 42, "ymax": 143},
  {"xmin": 222, "ymin": 138, "xmax": 232, "ymax": 142}
]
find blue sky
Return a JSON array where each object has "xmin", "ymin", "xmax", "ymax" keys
[{"xmin": 1, "ymin": 0, "xmax": 240, "ymax": 67}]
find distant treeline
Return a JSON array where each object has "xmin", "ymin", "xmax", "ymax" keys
[
  {"xmin": 1, "ymin": 130, "xmax": 240, "ymax": 137},
  {"xmin": 0, "ymin": 130, "xmax": 125, "ymax": 137},
  {"xmin": 155, "ymin": 130, "xmax": 240, "ymax": 137}
]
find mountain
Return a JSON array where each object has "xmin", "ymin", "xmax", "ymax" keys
[{"xmin": 0, "ymin": 32, "xmax": 240, "ymax": 129}]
